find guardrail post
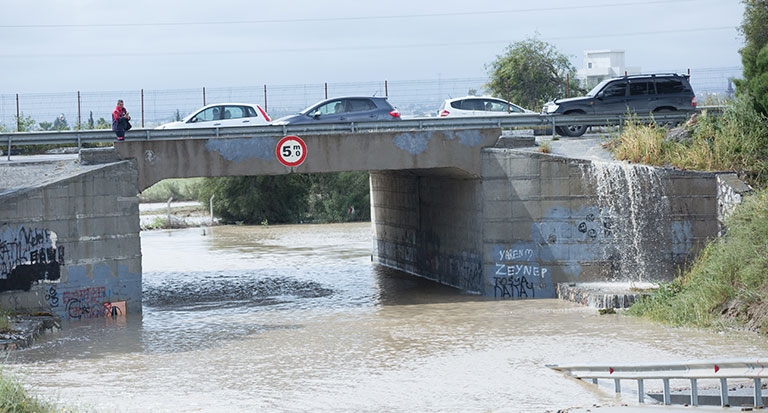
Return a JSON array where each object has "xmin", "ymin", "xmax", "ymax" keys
[
  {"xmin": 551, "ymin": 117, "xmax": 556, "ymax": 138},
  {"xmin": 663, "ymin": 378, "xmax": 671, "ymax": 405},
  {"xmin": 754, "ymin": 378, "xmax": 762, "ymax": 407},
  {"xmin": 637, "ymin": 379, "xmax": 644, "ymax": 403},
  {"xmin": 6, "ymin": 136, "xmax": 10, "ymax": 161},
  {"xmin": 720, "ymin": 378, "xmax": 729, "ymax": 407},
  {"xmin": 690, "ymin": 378, "xmax": 698, "ymax": 406},
  {"xmin": 614, "ymin": 378, "xmax": 621, "ymax": 393}
]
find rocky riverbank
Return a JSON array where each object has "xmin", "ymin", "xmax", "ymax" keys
[{"xmin": 0, "ymin": 314, "xmax": 61, "ymax": 351}]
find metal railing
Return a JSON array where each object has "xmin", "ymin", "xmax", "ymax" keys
[
  {"xmin": 548, "ymin": 358, "xmax": 768, "ymax": 407},
  {"xmin": 0, "ymin": 111, "xmax": 697, "ymax": 155}
]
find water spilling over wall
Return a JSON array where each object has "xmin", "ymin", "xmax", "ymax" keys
[
  {"xmin": 473, "ymin": 149, "xmax": 729, "ymax": 298},
  {"xmin": 581, "ymin": 162, "xmax": 670, "ymax": 282}
]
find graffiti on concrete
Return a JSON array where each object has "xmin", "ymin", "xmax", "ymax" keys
[
  {"xmin": 45, "ymin": 286, "xmax": 60, "ymax": 307},
  {"xmin": 63, "ymin": 286, "xmax": 108, "ymax": 319},
  {"xmin": 577, "ymin": 213, "xmax": 614, "ymax": 239},
  {"xmin": 0, "ymin": 225, "xmax": 64, "ymax": 291},
  {"xmin": 491, "ymin": 245, "xmax": 552, "ymax": 298}
]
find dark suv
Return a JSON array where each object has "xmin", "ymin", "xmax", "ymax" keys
[{"xmin": 542, "ymin": 73, "xmax": 697, "ymax": 137}]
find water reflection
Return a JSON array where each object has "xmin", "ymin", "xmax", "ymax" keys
[{"xmin": 5, "ymin": 223, "xmax": 768, "ymax": 413}]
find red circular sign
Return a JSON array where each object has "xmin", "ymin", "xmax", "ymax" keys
[{"xmin": 275, "ymin": 135, "xmax": 307, "ymax": 167}]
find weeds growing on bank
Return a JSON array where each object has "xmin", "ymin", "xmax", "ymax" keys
[
  {"xmin": 607, "ymin": 97, "xmax": 768, "ymax": 188},
  {"xmin": 0, "ymin": 367, "xmax": 67, "ymax": 413},
  {"xmin": 610, "ymin": 96, "xmax": 768, "ymax": 333},
  {"xmin": 138, "ymin": 178, "xmax": 203, "ymax": 203},
  {"xmin": 627, "ymin": 188, "xmax": 768, "ymax": 332}
]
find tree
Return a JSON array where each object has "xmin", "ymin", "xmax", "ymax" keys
[
  {"xmin": 485, "ymin": 36, "xmax": 581, "ymax": 110},
  {"xmin": 736, "ymin": 0, "xmax": 768, "ymax": 115},
  {"xmin": 52, "ymin": 113, "xmax": 68, "ymax": 130},
  {"xmin": 198, "ymin": 175, "xmax": 311, "ymax": 224},
  {"xmin": 307, "ymin": 172, "xmax": 370, "ymax": 222},
  {"xmin": 14, "ymin": 113, "xmax": 36, "ymax": 132}
]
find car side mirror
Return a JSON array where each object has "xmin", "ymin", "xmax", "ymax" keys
[
  {"xmin": 596, "ymin": 92, "xmax": 605, "ymax": 100},
  {"xmin": 311, "ymin": 111, "xmax": 322, "ymax": 119}
]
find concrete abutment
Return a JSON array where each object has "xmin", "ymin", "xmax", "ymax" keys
[{"xmin": 371, "ymin": 147, "xmax": 744, "ymax": 302}]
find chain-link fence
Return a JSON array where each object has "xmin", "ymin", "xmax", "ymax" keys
[{"xmin": 0, "ymin": 67, "xmax": 741, "ymax": 132}]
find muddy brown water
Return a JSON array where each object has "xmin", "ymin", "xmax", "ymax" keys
[{"xmin": 6, "ymin": 223, "xmax": 768, "ymax": 412}]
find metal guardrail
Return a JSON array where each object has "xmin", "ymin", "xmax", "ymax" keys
[
  {"xmin": 548, "ymin": 358, "xmax": 768, "ymax": 407},
  {"xmin": 0, "ymin": 111, "xmax": 705, "ymax": 159}
]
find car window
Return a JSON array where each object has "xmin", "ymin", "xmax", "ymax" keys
[
  {"xmin": 601, "ymin": 81, "xmax": 627, "ymax": 98},
  {"xmin": 196, "ymin": 107, "xmax": 221, "ymax": 122},
  {"xmin": 656, "ymin": 78, "xmax": 687, "ymax": 94},
  {"xmin": 222, "ymin": 106, "xmax": 247, "ymax": 119},
  {"xmin": 347, "ymin": 98, "xmax": 377, "ymax": 112},
  {"xmin": 629, "ymin": 80, "xmax": 651, "ymax": 96},
  {"xmin": 315, "ymin": 100, "xmax": 344, "ymax": 115},
  {"xmin": 486, "ymin": 99, "xmax": 523, "ymax": 113},
  {"xmin": 455, "ymin": 99, "xmax": 484, "ymax": 111},
  {"xmin": 245, "ymin": 106, "xmax": 257, "ymax": 117}
]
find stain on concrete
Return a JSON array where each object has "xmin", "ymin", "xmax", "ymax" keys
[
  {"xmin": 393, "ymin": 132, "xmax": 431, "ymax": 155},
  {"xmin": 206, "ymin": 137, "xmax": 276, "ymax": 162}
]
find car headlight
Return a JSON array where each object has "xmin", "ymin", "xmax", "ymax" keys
[{"xmin": 542, "ymin": 103, "xmax": 559, "ymax": 114}]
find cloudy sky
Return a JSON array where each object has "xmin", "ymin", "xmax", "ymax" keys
[{"xmin": 0, "ymin": 0, "xmax": 746, "ymax": 94}]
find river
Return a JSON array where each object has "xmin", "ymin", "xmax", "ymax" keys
[{"xmin": 5, "ymin": 222, "xmax": 768, "ymax": 412}]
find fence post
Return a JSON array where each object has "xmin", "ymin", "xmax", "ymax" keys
[
  {"xmin": 263, "ymin": 84, "xmax": 268, "ymax": 112},
  {"xmin": 324, "ymin": 83, "xmax": 328, "ymax": 99},
  {"xmin": 15, "ymin": 94, "xmax": 20, "ymax": 132},
  {"xmin": 77, "ymin": 91, "xmax": 82, "ymax": 130},
  {"xmin": 202, "ymin": 87, "xmax": 206, "ymax": 106},
  {"xmin": 385, "ymin": 80, "xmax": 388, "ymax": 97},
  {"xmin": 141, "ymin": 89, "xmax": 145, "ymax": 128}
]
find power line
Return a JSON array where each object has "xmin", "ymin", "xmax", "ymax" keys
[
  {"xmin": 0, "ymin": 26, "xmax": 737, "ymax": 59},
  {"xmin": 0, "ymin": 0, "xmax": 705, "ymax": 29}
]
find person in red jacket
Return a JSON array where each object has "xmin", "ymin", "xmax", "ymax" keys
[{"xmin": 111, "ymin": 99, "xmax": 131, "ymax": 141}]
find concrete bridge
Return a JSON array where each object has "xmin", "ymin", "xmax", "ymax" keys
[{"xmin": 0, "ymin": 127, "xmax": 748, "ymax": 319}]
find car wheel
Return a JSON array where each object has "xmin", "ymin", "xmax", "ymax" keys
[{"xmin": 557, "ymin": 124, "xmax": 588, "ymax": 137}]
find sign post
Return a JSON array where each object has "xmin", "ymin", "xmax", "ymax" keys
[{"xmin": 275, "ymin": 135, "xmax": 307, "ymax": 168}]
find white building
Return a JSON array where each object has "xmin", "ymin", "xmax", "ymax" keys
[{"xmin": 577, "ymin": 50, "xmax": 641, "ymax": 89}]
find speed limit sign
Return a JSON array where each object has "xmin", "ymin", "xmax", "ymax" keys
[{"xmin": 275, "ymin": 135, "xmax": 307, "ymax": 167}]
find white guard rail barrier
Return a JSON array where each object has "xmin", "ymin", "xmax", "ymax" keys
[{"xmin": 548, "ymin": 358, "xmax": 768, "ymax": 407}]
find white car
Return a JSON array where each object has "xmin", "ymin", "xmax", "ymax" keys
[
  {"xmin": 157, "ymin": 103, "xmax": 271, "ymax": 129},
  {"xmin": 438, "ymin": 96, "xmax": 533, "ymax": 117}
]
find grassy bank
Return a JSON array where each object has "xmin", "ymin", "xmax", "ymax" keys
[
  {"xmin": 0, "ymin": 368, "xmax": 67, "ymax": 413},
  {"xmin": 607, "ymin": 97, "xmax": 768, "ymax": 333},
  {"xmin": 627, "ymin": 188, "xmax": 768, "ymax": 332}
]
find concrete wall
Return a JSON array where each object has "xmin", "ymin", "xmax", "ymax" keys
[
  {"xmin": 372, "ymin": 148, "xmax": 726, "ymax": 299},
  {"xmin": 0, "ymin": 159, "xmax": 141, "ymax": 319},
  {"xmin": 371, "ymin": 169, "xmax": 485, "ymax": 293},
  {"xmin": 481, "ymin": 149, "xmax": 720, "ymax": 298}
]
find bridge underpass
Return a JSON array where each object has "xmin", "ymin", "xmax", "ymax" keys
[{"xmin": 0, "ymin": 125, "xmax": 744, "ymax": 319}]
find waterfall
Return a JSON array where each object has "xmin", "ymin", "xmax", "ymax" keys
[{"xmin": 581, "ymin": 161, "xmax": 670, "ymax": 282}]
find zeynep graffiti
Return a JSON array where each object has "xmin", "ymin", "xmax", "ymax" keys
[
  {"xmin": 0, "ymin": 224, "xmax": 63, "ymax": 291},
  {"xmin": 492, "ymin": 247, "xmax": 551, "ymax": 298}
]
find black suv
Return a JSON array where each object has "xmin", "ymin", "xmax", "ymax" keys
[{"xmin": 542, "ymin": 73, "xmax": 697, "ymax": 137}]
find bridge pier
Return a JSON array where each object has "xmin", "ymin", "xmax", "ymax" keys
[
  {"xmin": 0, "ymin": 151, "xmax": 142, "ymax": 318},
  {"xmin": 371, "ymin": 146, "xmax": 739, "ymax": 300}
]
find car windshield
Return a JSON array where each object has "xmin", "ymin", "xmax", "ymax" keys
[{"xmin": 586, "ymin": 79, "xmax": 614, "ymax": 97}]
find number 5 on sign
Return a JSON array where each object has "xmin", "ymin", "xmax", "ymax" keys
[{"xmin": 276, "ymin": 135, "xmax": 307, "ymax": 167}]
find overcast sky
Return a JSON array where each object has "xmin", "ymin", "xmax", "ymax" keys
[{"xmin": 0, "ymin": 0, "xmax": 746, "ymax": 94}]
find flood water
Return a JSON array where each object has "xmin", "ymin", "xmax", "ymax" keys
[{"xmin": 6, "ymin": 223, "xmax": 768, "ymax": 412}]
